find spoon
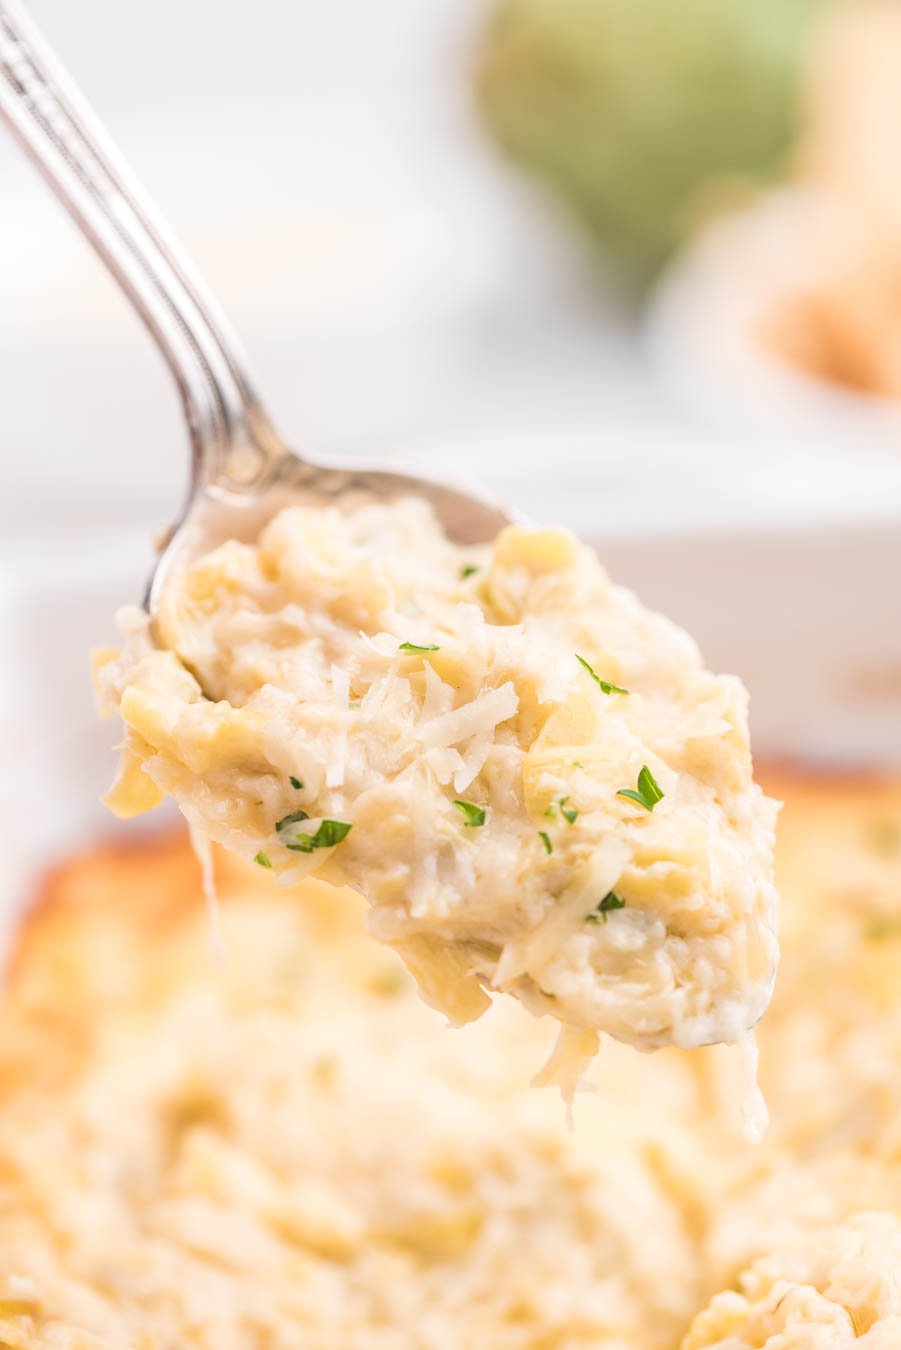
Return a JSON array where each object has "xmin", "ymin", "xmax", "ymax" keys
[{"xmin": 0, "ymin": 0, "xmax": 513, "ymax": 614}]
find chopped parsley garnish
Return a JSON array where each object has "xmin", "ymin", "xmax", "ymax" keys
[
  {"xmin": 276, "ymin": 809, "xmax": 310, "ymax": 833},
  {"xmin": 616, "ymin": 765, "xmax": 664, "ymax": 812},
  {"xmin": 254, "ymin": 851, "xmax": 272, "ymax": 868},
  {"xmin": 586, "ymin": 891, "xmax": 626, "ymax": 923},
  {"xmin": 576, "ymin": 653, "xmax": 629, "ymax": 696},
  {"xmin": 460, "ymin": 564, "xmax": 479, "ymax": 579},
  {"xmin": 282, "ymin": 819, "xmax": 353, "ymax": 853},
  {"xmin": 545, "ymin": 796, "xmax": 577, "ymax": 823},
  {"xmin": 398, "ymin": 641, "xmax": 440, "ymax": 653},
  {"xmin": 289, "ymin": 776, "xmax": 304, "ymax": 790},
  {"xmin": 313, "ymin": 819, "xmax": 353, "ymax": 847},
  {"xmin": 454, "ymin": 800, "xmax": 486, "ymax": 827},
  {"xmin": 559, "ymin": 796, "xmax": 579, "ymax": 825},
  {"xmin": 539, "ymin": 830, "xmax": 553, "ymax": 854}
]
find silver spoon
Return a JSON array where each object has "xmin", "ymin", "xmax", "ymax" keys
[
  {"xmin": 0, "ymin": 1, "xmax": 512, "ymax": 614},
  {"xmin": 1, "ymin": 6, "xmax": 781, "ymax": 1060}
]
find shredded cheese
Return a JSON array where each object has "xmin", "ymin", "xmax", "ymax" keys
[{"xmin": 96, "ymin": 499, "xmax": 779, "ymax": 1066}]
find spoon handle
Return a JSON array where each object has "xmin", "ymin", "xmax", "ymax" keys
[{"xmin": 0, "ymin": 0, "xmax": 281, "ymax": 496}]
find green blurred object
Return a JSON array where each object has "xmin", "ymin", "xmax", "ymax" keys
[{"xmin": 476, "ymin": 0, "xmax": 836, "ymax": 290}]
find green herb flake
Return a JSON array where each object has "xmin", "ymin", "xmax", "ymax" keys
[
  {"xmin": 454, "ymin": 800, "xmax": 486, "ymax": 828},
  {"xmin": 576, "ymin": 653, "xmax": 629, "ymax": 697},
  {"xmin": 254, "ymin": 851, "xmax": 272, "ymax": 869},
  {"xmin": 616, "ymin": 765, "xmax": 664, "ymax": 812},
  {"xmin": 314, "ymin": 819, "xmax": 353, "ymax": 847},
  {"xmin": 276, "ymin": 809, "xmax": 310, "ymax": 833},
  {"xmin": 284, "ymin": 819, "xmax": 354, "ymax": 853},
  {"xmin": 539, "ymin": 830, "xmax": 553, "ymax": 854},
  {"xmin": 586, "ymin": 891, "xmax": 626, "ymax": 924},
  {"xmin": 460, "ymin": 564, "xmax": 479, "ymax": 580},
  {"xmin": 558, "ymin": 796, "xmax": 579, "ymax": 825},
  {"xmin": 544, "ymin": 803, "xmax": 558, "ymax": 820},
  {"xmin": 398, "ymin": 641, "xmax": 440, "ymax": 653},
  {"xmin": 289, "ymin": 776, "xmax": 304, "ymax": 790}
]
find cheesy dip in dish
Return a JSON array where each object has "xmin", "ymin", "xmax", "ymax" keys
[
  {"xmin": 683, "ymin": 1212, "xmax": 901, "ymax": 1349},
  {"xmin": 0, "ymin": 769, "xmax": 898, "ymax": 1348},
  {"xmin": 96, "ymin": 499, "xmax": 778, "ymax": 1063}
]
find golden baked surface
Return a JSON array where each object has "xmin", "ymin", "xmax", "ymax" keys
[{"xmin": 0, "ymin": 768, "xmax": 898, "ymax": 1348}]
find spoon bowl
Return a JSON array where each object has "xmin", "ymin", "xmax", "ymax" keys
[{"xmin": 150, "ymin": 453, "xmax": 513, "ymax": 613}]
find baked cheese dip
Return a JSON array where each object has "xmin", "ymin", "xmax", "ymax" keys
[
  {"xmin": 0, "ymin": 770, "xmax": 898, "ymax": 1348},
  {"xmin": 96, "ymin": 499, "xmax": 778, "ymax": 1063},
  {"xmin": 683, "ymin": 1213, "xmax": 901, "ymax": 1348}
]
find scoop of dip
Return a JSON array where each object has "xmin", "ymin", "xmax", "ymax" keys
[
  {"xmin": 683, "ymin": 1212, "xmax": 901, "ymax": 1348},
  {"xmin": 96, "ymin": 500, "xmax": 778, "ymax": 1068}
]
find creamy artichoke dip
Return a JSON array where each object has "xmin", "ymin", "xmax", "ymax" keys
[
  {"xmin": 96, "ymin": 500, "xmax": 778, "ymax": 1074},
  {"xmin": 1, "ymin": 771, "xmax": 898, "ymax": 1349},
  {"xmin": 684, "ymin": 1212, "xmax": 901, "ymax": 1348}
]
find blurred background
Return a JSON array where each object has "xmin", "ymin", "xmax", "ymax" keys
[{"xmin": 2, "ymin": 0, "xmax": 901, "ymax": 918}]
